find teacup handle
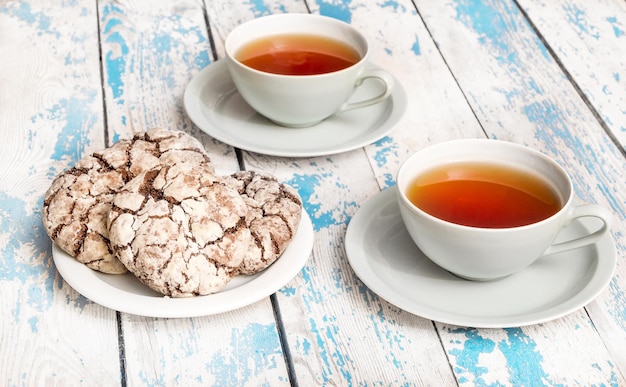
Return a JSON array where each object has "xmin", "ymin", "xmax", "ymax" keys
[
  {"xmin": 543, "ymin": 204, "xmax": 613, "ymax": 256},
  {"xmin": 337, "ymin": 69, "xmax": 394, "ymax": 113}
]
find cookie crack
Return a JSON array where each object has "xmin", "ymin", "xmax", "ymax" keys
[
  {"xmin": 138, "ymin": 169, "xmax": 164, "ymax": 201},
  {"xmin": 250, "ymin": 230, "xmax": 268, "ymax": 263},
  {"xmin": 73, "ymin": 223, "xmax": 88, "ymax": 257},
  {"xmin": 280, "ymin": 186, "xmax": 302, "ymax": 206},
  {"xmin": 91, "ymin": 152, "xmax": 123, "ymax": 177}
]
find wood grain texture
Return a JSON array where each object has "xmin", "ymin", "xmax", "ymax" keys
[
  {"xmin": 414, "ymin": 0, "xmax": 626, "ymax": 384},
  {"xmin": 519, "ymin": 0, "xmax": 626, "ymax": 148},
  {"xmin": 98, "ymin": 0, "xmax": 239, "ymax": 172},
  {"xmin": 121, "ymin": 301, "xmax": 291, "ymax": 386},
  {"xmin": 0, "ymin": 0, "xmax": 120, "ymax": 383},
  {"xmin": 245, "ymin": 151, "xmax": 458, "ymax": 385},
  {"xmin": 2, "ymin": 0, "xmax": 625, "ymax": 384},
  {"xmin": 209, "ymin": 0, "xmax": 626, "ymax": 384},
  {"xmin": 516, "ymin": 0, "xmax": 626, "ymax": 374}
]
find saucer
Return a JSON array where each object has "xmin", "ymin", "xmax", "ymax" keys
[
  {"xmin": 52, "ymin": 211, "xmax": 314, "ymax": 318},
  {"xmin": 344, "ymin": 188, "xmax": 616, "ymax": 328},
  {"xmin": 183, "ymin": 60, "xmax": 407, "ymax": 157}
]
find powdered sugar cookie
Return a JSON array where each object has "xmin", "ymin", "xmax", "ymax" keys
[
  {"xmin": 107, "ymin": 163, "xmax": 252, "ymax": 297},
  {"xmin": 223, "ymin": 171, "xmax": 302, "ymax": 275},
  {"xmin": 42, "ymin": 128, "xmax": 211, "ymax": 274}
]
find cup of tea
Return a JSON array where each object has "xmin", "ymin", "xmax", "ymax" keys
[
  {"xmin": 396, "ymin": 139, "xmax": 613, "ymax": 281},
  {"xmin": 224, "ymin": 13, "xmax": 394, "ymax": 128}
]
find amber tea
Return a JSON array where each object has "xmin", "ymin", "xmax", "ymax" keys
[
  {"xmin": 235, "ymin": 33, "xmax": 361, "ymax": 75},
  {"xmin": 406, "ymin": 162, "xmax": 562, "ymax": 228}
]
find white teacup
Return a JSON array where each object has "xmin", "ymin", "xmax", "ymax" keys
[
  {"xmin": 224, "ymin": 13, "xmax": 394, "ymax": 128},
  {"xmin": 396, "ymin": 139, "xmax": 613, "ymax": 281}
]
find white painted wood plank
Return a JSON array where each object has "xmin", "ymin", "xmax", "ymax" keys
[
  {"xmin": 97, "ymin": 0, "xmax": 291, "ymax": 384},
  {"xmin": 519, "ymin": 0, "xmax": 626, "ymax": 149},
  {"xmin": 121, "ymin": 302, "xmax": 291, "ymax": 386},
  {"xmin": 517, "ymin": 0, "xmax": 626, "ymax": 374},
  {"xmin": 0, "ymin": 0, "xmax": 120, "ymax": 383},
  {"xmin": 511, "ymin": 0, "xmax": 626, "ymax": 367},
  {"xmin": 98, "ymin": 0, "xmax": 239, "ymax": 172},
  {"xmin": 413, "ymin": 0, "xmax": 626, "ymax": 384}
]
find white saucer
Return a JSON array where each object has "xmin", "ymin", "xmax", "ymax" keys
[
  {"xmin": 345, "ymin": 188, "xmax": 616, "ymax": 328},
  {"xmin": 184, "ymin": 60, "xmax": 407, "ymax": 157},
  {"xmin": 52, "ymin": 211, "xmax": 314, "ymax": 318}
]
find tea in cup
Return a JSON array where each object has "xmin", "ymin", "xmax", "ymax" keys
[
  {"xmin": 396, "ymin": 139, "xmax": 613, "ymax": 281},
  {"xmin": 224, "ymin": 13, "xmax": 394, "ymax": 127}
]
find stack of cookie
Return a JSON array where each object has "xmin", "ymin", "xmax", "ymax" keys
[{"xmin": 43, "ymin": 128, "xmax": 302, "ymax": 297}]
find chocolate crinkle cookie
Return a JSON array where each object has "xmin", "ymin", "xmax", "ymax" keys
[
  {"xmin": 107, "ymin": 162, "xmax": 253, "ymax": 297},
  {"xmin": 42, "ymin": 128, "xmax": 211, "ymax": 274},
  {"xmin": 223, "ymin": 171, "xmax": 302, "ymax": 275},
  {"xmin": 43, "ymin": 127, "xmax": 304, "ymax": 297}
]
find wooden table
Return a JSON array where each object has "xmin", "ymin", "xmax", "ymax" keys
[{"xmin": 1, "ymin": 0, "xmax": 625, "ymax": 385}]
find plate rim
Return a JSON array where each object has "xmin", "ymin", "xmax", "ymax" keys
[
  {"xmin": 345, "ymin": 188, "xmax": 617, "ymax": 328},
  {"xmin": 52, "ymin": 211, "xmax": 314, "ymax": 318},
  {"xmin": 183, "ymin": 60, "xmax": 407, "ymax": 157}
]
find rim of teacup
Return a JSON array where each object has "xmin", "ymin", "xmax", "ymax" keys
[
  {"xmin": 224, "ymin": 13, "xmax": 370, "ymax": 79},
  {"xmin": 395, "ymin": 138, "xmax": 575, "ymax": 232}
]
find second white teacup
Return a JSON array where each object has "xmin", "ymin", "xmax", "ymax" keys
[
  {"xmin": 396, "ymin": 139, "xmax": 613, "ymax": 281},
  {"xmin": 224, "ymin": 13, "xmax": 394, "ymax": 128}
]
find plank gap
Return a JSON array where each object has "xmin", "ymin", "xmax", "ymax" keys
[
  {"xmin": 116, "ymin": 311, "xmax": 128, "ymax": 386},
  {"xmin": 202, "ymin": 2, "xmax": 219, "ymax": 62},
  {"xmin": 411, "ymin": 1, "xmax": 489, "ymax": 139},
  {"xmin": 271, "ymin": 293, "xmax": 299, "ymax": 387},
  {"xmin": 95, "ymin": 0, "xmax": 111, "ymax": 146},
  {"xmin": 432, "ymin": 320, "xmax": 461, "ymax": 387},
  {"xmin": 235, "ymin": 148, "xmax": 246, "ymax": 171}
]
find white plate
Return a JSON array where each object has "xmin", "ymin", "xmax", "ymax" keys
[
  {"xmin": 183, "ymin": 60, "xmax": 407, "ymax": 157},
  {"xmin": 345, "ymin": 188, "xmax": 616, "ymax": 328},
  {"xmin": 53, "ymin": 211, "xmax": 314, "ymax": 318}
]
